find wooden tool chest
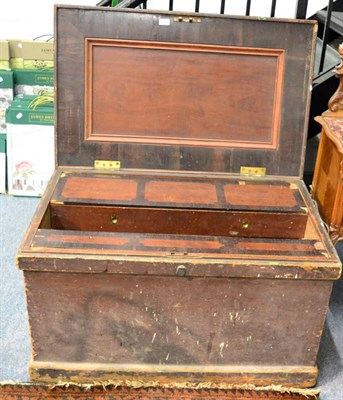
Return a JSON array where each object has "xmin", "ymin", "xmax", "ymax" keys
[{"xmin": 17, "ymin": 5, "xmax": 341, "ymax": 387}]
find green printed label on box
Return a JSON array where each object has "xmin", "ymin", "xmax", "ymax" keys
[
  {"xmin": 35, "ymin": 74, "xmax": 54, "ymax": 85},
  {"xmin": 29, "ymin": 113, "xmax": 54, "ymax": 124},
  {"xmin": 14, "ymin": 69, "xmax": 54, "ymax": 86},
  {"xmin": 6, "ymin": 107, "xmax": 54, "ymax": 126}
]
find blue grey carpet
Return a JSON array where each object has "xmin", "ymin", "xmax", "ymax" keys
[{"xmin": 0, "ymin": 193, "xmax": 342, "ymax": 399}]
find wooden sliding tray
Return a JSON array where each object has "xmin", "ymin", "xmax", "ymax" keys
[
  {"xmin": 17, "ymin": 5, "xmax": 341, "ymax": 388},
  {"xmin": 48, "ymin": 171, "xmax": 308, "ymax": 239}
]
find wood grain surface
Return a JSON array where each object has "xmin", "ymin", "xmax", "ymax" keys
[
  {"xmin": 53, "ymin": 172, "xmax": 307, "ymax": 212},
  {"xmin": 312, "ymin": 117, "xmax": 343, "ymax": 243},
  {"xmin": 55, "ymin": 6, "xmax": 316, "ymax": 177},
  {"xmin": 24, "ymin": 270, "xmax": 331, "ymax": 386},
  {"xmin": 15, "ymin": 5, "xmax": 341, "ymax": 388}
]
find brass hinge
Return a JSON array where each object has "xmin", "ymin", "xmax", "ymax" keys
[
  {"xmin": 240, "ymin": 166, "xmax": 266, "ymax": 177},
  {"xmin": 50, "ymin": 200, "xmax": 64, "ymax": 205},
  {"xmin": 94, "ymin": 160, "xmax": 121, "ymax": 170},
  {"xmin": 174, "ymin": 16, "xmax": 201, "ymax": 23}
]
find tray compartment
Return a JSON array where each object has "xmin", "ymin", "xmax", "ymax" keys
[{"xmin": 47, "ymin": 172, "xmax": 308, "ymax": 239}]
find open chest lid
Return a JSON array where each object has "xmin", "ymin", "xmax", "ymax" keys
[{"xmin": 55, "ymin": 5, "xmax": 317, "ymax": 178}]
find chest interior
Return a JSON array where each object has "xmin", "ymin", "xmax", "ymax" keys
[{"xmin": 23, "ymin": 7, "xmax": 334, "ymax": 262}]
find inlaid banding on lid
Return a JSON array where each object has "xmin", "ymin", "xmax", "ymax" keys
[
  {"xmin": 145, "ymin": 181, "xmax": 217, "ymax": 205},
  {"xmin": 224, "ymin": 184, "xmax": 297, "ymax": 208},
  {"xmin": 62, "ymin": 177, "xmax": 138, "ymax": 201}
]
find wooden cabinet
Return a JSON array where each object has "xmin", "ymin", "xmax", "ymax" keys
[{"xmin": 312, "ymin": 44, "xmax": 343, "ymax": 244}]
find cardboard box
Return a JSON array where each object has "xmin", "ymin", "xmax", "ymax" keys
[
  {"xmin": 6, "ymin": 106, "xmax": 54, "ymax": 196},
  {"xmin": 9, "ymin": 39, "xmax": 54, "ymax": 60},
  {"xmin": 0, "ymin": 70, "xmax": 14, "ymax": 133},
  {"xmin": 0, "ymin": 40, "xmax": 10, "ymax": 70},
  {"xmin": 13, "ymin": 69, "xmax": 54, "ymax": 96},
  {"xmin": 9, "ymin": 39, "xmax": 54, "ymax": 70}
]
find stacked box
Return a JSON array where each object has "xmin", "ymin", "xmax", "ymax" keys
[
  {"xmin": 0, "ymin": 70, "xmax": 14, "ymax": 132},
  {"xmin": 6, "ymin": 105, "xmax": 54, "ymax": 196},
  {"xmin": 9, "ymin": 39, "xmax": 54, "ymax": 70},
  {"xmin": 0, "ymin": 40, "xmax": 10, "ymax": 70},
  {"xmin": 0, "ymin": 133, "xmax": 6, "ymax": 193},
  {"xmin": 0, "ymin": 68, "xmax": 14, "ymax": 193},
  {"xmin": 13, "ymin": 69, "xmax": 54, "ymax": 96},
  {"xmin": 11, "ymin": 94, "xmax": 54, "ymax": 109}
]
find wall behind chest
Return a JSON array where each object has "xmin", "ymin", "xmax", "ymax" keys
[
  {"xmin": 0, "ymin": 0, "xmax": 329, "ymax": 39},
  {"xmin": 146, "ymin": 0, "xmax": 327, "ymax": 18},
  {"xmin": 0, "ymin": 0, "xmax": 96, "ymax": 39}
]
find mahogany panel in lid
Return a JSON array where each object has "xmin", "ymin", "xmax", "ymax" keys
[{"xmin": 55, "ymin": 5, "xmax": 316, "ymax": 177}]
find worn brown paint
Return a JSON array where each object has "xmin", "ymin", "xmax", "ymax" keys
[
  {"xmin": 62, "ymin": 177, "xmax": 138, "ymax": 201},
  {"xmin": 53, "ymin": 172, "xmax": 308, "ymax": 212},
  {"xmin": 16, "ymin": 6, "xmax": 342, "ymax": 388},
  {"xmin": 85, "ymin": 39, "xmax": 284, "ymax": 149},
  {"xmin": 56, "ymin": 7, "xmax": 315, "ymax": 176},
  {"xmin": 224, "ymin": 185, "xmax": 298, "ymax": 207},
  {"xmin": 49, "ymin": 204, "xmax": 307, "ymax": 239},
  {"xmin": 144, "ymin": 181, "xmax": 217, "ymax": 204},
  {"xmin": 24, "ymin": 273, "xmax": 332, "ymax": 365}
]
